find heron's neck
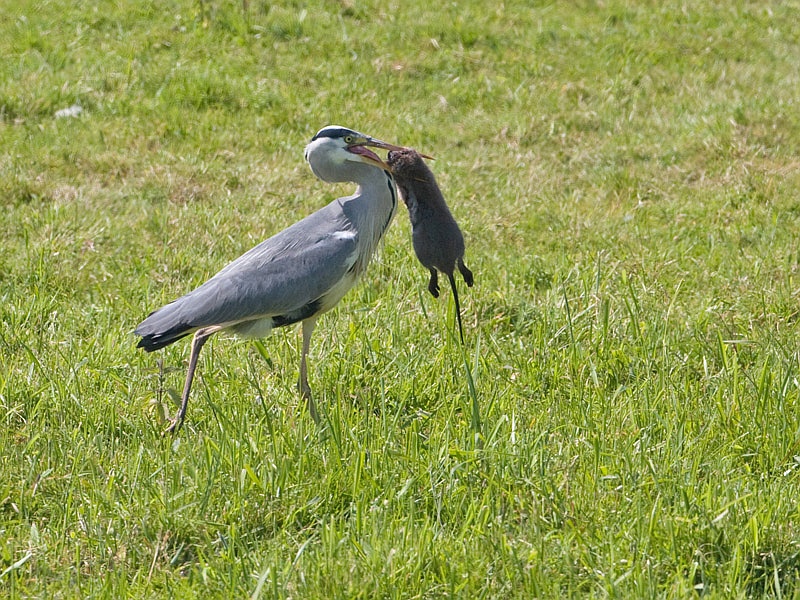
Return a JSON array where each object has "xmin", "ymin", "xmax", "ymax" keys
[{"xmin": 344, "ymin": 167, "xmax": 397, "ymax": 265}]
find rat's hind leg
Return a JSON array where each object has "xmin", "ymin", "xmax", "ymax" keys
[
  {"xmin": 428, "ymin": 268, "xmax": 440, "ymax": 297},
  {"xmin": 458, "ymin": 258, "xmax": 474, "ymax": 287}
]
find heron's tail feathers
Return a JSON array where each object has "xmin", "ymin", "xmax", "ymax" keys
[
  {"xmin": 135, "ymin": 305, "xmax": 195, "ymax": 352},
  {"xmin": 136, "ymin": 326, "xmax": 193, "ymax": 352}
]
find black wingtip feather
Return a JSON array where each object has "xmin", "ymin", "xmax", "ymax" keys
[{"xmin": 135, "ymin": 325, "xmax": 193, "ymax": 352}]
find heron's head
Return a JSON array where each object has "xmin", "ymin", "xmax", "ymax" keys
[{"xmin": 304, "ymin": 126, "xmax": 408, "ymax": 183}]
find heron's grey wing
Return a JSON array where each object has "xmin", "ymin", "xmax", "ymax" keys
[
  {"xmin": 200, "ymin": 232, "xmax": 357, "ymax": 319},
  {"xmin": 136, "ymin": 201, "xmax": 358, "ymax": 347}
]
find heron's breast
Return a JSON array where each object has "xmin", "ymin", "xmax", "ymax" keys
[{"xmin": 319, "ymin": 268, "xmax": 359, "ymax": 312}]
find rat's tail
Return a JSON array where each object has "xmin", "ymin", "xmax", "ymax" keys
[{"xmin": 448, "ymin": 272, "xmax": 465, "ymax": 344}]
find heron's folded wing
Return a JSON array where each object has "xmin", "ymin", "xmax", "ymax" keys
[{"xmin": 136, "ymin": 220, "xmax": 358, "ymax": 337}]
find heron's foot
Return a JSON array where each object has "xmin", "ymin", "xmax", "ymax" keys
[
  {"xmin": 307, "ymin": 397, "xmax": 320, "ymax": 425},
  {"xmin": 162, "ymin": 401, "xmax": 188, "ymax": 435},
  {"xmin": 298, "ymin": 380, "xmax": 320, "ymax": 425},
  {"xmin": 163, "ymin": 414, "xmax": 184, "ymax": 436}
]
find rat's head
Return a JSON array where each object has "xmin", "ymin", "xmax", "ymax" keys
[{"xmin": 387, "ymin": 148, "xmax": 432, "ymax": 185}]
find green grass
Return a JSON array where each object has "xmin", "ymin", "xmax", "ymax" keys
[{"xmin": 2, "ymin": 0, "xmax": 800, "ymax": 597}]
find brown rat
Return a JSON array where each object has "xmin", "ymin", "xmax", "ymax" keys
[{"xmin": 387, "ymin": 148, "xmax": 474, "ymax": 342}]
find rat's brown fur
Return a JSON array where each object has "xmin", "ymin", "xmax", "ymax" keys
[{"xmin": 388, "ymin": 149, "xmax": 474, "ymax": 342}]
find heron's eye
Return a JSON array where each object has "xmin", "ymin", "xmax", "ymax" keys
[{"xmin": 344, "ymin": 135, "xmax": 354, "ymax": 144}]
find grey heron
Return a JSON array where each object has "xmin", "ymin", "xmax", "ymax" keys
[{"xmin": 135, "ymin": 126, "xmax": 413, "ymax": 433}]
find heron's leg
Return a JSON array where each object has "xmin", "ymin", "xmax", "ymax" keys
[
  {"xmin": 299, "ymin": 317, "xmax": 320, "ymax": 424},
  {"xmin": 428, "ymin": 268, "xmax": 440, "ymax": 298},
  {"xmin": 166, "ymin": 326, "xmax": 217, "ymax": 434},
  {"xmin": 458, "ymin": 258, "xmax": 474, "ymax": 287}
]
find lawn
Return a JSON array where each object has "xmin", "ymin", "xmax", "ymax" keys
[{"xmin": 2, "ymin": 0, "xmax": 800, "ymax": 597}]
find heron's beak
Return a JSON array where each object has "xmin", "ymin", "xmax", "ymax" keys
[
  {"xmin": 360, "ymin": 136, "xmax": 435, "ymax": 161},
  {"xmin": 346, "ymin": 144, "xmax": 393, "ymax": 171}
]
